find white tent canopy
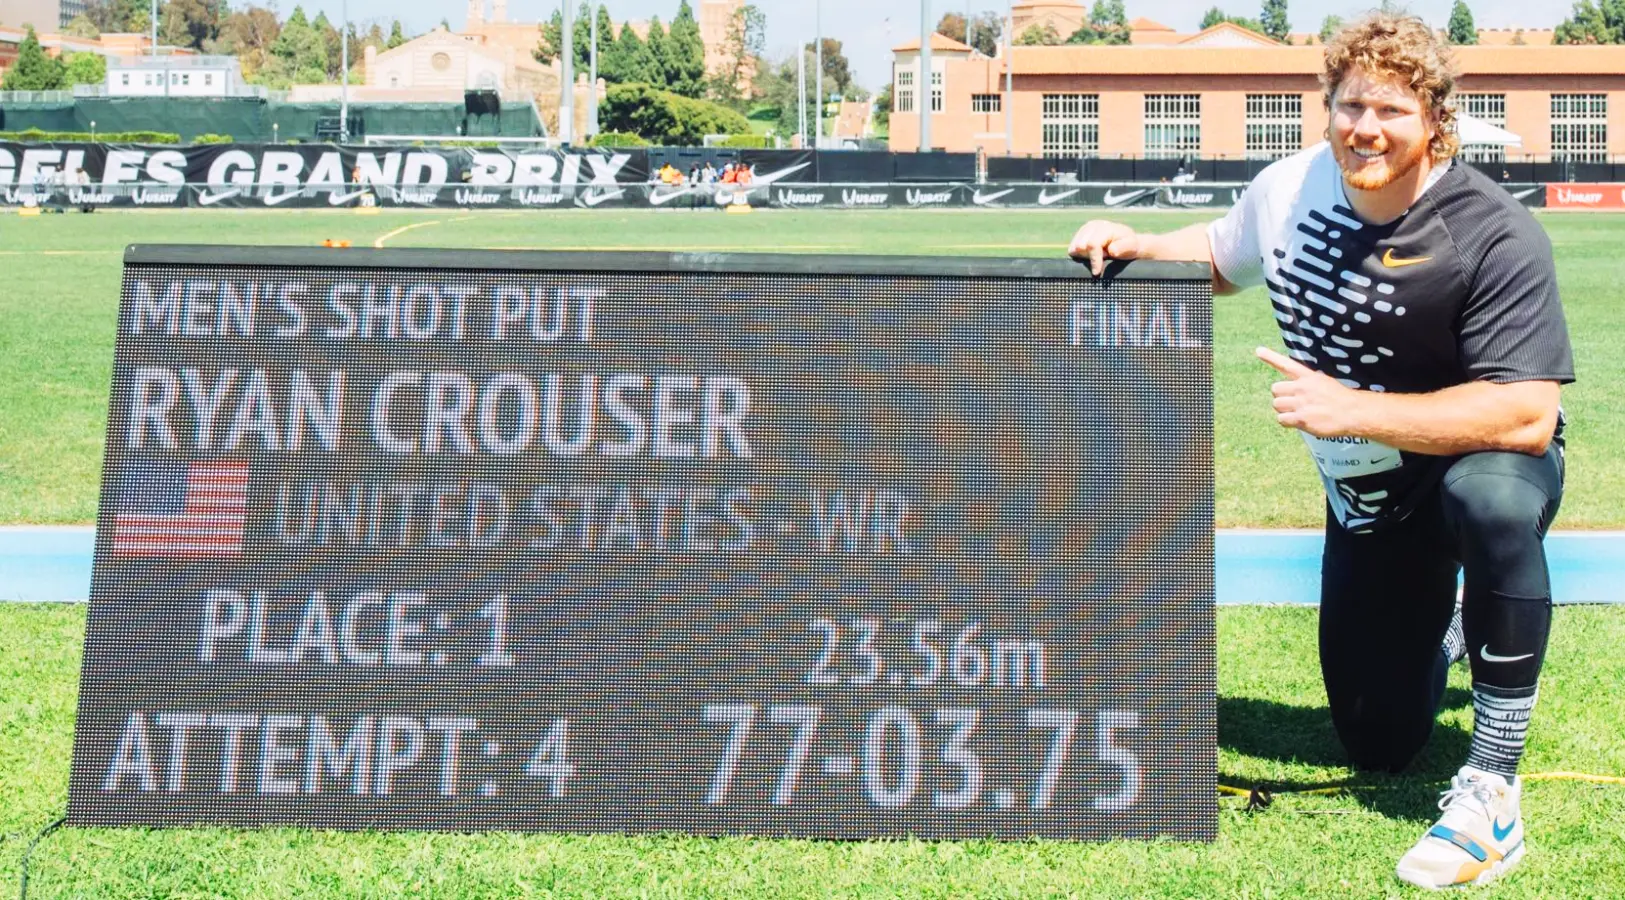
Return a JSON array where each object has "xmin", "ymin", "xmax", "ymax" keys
[{"xmin": 1455, "ymin": 113, "xmax": 1522, "ymax": 147}]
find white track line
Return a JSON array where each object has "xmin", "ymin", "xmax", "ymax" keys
[{"xmin": 373, "ymin": 220, "xmax": 441, "ymax": 248}]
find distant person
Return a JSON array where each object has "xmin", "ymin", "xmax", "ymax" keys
[
  {"xmin": 702, "ymin": 161, "xmax": 718, "ymax": 183},
  {"xmin": 75, "ymin": 168, "xmax": 95, "ymax": 213},
  {"xmin": 1502, "ymin": 169, "xmax": 1512, "ymax": 182},
  {"xmin": 1067, "ymin": 13, "xmax": 1572, "ymax": 889}
]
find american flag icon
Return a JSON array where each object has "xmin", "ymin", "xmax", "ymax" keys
[{"xmin": 111, "ymin": 460, "xmax": 248, "ymax": 559}]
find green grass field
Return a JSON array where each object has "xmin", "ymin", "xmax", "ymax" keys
[
  {"xmin": 1, "ymin": 208, "xmax": 1622, "ymax": 897},
  {"xmin": 3, "ymin": 603, "xmax": 1622, "ymax": 898},
  {"xmin": 2, "ymin": 208, "xmax": 1623, "ymax": 528}
]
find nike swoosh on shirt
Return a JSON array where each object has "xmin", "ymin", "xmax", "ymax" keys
[
  {"xmin": 1382, "ymin": 248, "xmax": 1433, "ymax": 268},
  {"xmin": 1480, "ymin": 645, "xmax": 1534, "ymax": 664}
]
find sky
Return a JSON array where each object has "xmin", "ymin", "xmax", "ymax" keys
[{"xmin": 288, "ymin": 0, "xmax": 1572, "ymax": 93}]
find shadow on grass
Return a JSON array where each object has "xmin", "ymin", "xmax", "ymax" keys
[{"xmin": 1218, "ymin": 688, "xmax": 1475, "ymax": 821}]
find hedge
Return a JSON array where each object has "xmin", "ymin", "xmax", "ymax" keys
[
  {"xmin": 713, "ymin": 134, "xmax": 772, "ymax": 149},
  {"xmin": 587, "ymin": 131, "xmax": 651, "ymax": 148},
  {"xmin": 598, "ymin": 84, "xmax": 751, "ymax": 146},
  {"xmin": 0, "ymin": 129, "xmax": 181, "ymax": 143}
]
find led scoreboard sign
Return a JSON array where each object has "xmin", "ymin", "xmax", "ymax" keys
[{"xmin": 70, "ymin": 246, "xmax": 1216, "ymax": 841}]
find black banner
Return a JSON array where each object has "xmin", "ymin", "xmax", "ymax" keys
[
  {"xmin": 1155, "ymin": 185, "xmax": 1241, "ymax": 209},
  {"xmin": 71, "ymin": 246, "xmax": 1216, "ymax": 841}
]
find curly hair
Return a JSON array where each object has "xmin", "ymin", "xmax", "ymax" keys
[{"xmin": 1321, "ymin": 12, "xmax": 1461, "ymax": 162}]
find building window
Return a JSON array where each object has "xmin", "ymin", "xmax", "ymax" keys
[
  {"xmin": 1041, "ymin": 93, "xmax": 1100, "ymax": 156},
  {"xmin": 120, "ymin": 73, "xmax": 130, "ymax": 86},
  {"xmin": 972, "ymin": 93, "xmax": 1001, "ymax": 113},
  {"xmin": 181, "ymin": 73, "xmax": 190, "ymax": 86},
  {"xmin": 204, "ymin": 73, "xmax": 213, "ymax": 86},
  {"xmin": 930, "ymin": 70, "xmax": 943, "ymax": 113},
  {"xmin": 1144, "ymin": 93, "xmax": 1201, "ymax": 158},
  {"xmin": 1245, "ymin": 93, "xmax": 1301, "ymax": 159},
  {"xmin": 896, "ymin": 69, "xmax": 914, "ymax": 113},
  {"xmin": 1458, "ymin": 93, "xmax": 1507, "ymax": 163},
  {"xmin": 1551, "ymin": 93, "xmax": 1606, "ymax": 163}
]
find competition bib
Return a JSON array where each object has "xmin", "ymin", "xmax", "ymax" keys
[{"xmin": 1301, "ymin": 433, "xmax": 1403, "ymax": 480}]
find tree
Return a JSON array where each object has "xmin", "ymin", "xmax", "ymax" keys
[
  {"xmin": 709, "ymin": 3, "xmax": 764, "ymax": 104},
  {"xmin": 966, "ymin": 11, "xmax": 1004, "ymax": 56},
  {"xmin": 0, "ymin": 27, "xmax": 66, "ymax": 90},
  {"xmin": 1260, "ymin": 0, "xmax": 1290, "ymax": 41},
  {"xmin": 1067, "ymin": 0, "xmax": 1130, "ymax": 43},
  {"xmin": 63, "ymin": 51, "xmax": 107, "ymax": 86},
  {"xmin": 805, "ymin": 37, "xmax": 851, "ymax": 98},
  {"xmin": 536, "ymin": 8, "xmax": 562, "ymax": 64},
  {"xmin": 598, "ymin": 82, "xmax": 751, "ymax": 143},
  {"xmin": 1200, "ymin": 7, "xmax": 1265, "ymax": 34},
  {"xmin": 874, "ymin": 82, "xmax": 892, "ymax": 131},
  {"xmin": 591, "ymin": 5, "xmax": 616, "ymax": 73},
  {"xmin": 1318, "ymin": 14, "xmax": 1343, "ymax": 42},
  {"xmin": 63, "ymin": 14, "xmax": 101, "ymax": 38},
  {"xmin": 935, "ymin": 12, "xmax": 967, "ymax": 43},
  {"xmin": 602, "ymin": 20, "xmax": 655, "ymax": 85},
  {"xmin": 83, "ymin": 0, "xmax": 144, "ymax": 32},
  {"xmin": 1447, "ymin": 0, "xmax": 1478, "ymax": 43},
  {"xmin": 312, "ymin": 11, "xmax": 342, "ymax": 78},
  {"xmin": 1016, "ymin": 23, "xmax": 1062, "ymax": 44},
  {"xmin": 269, "ymin": 6, "xmax": 328, "ymax": 84},
  {"xmin": 645, "ymin": 16, "xmax": 672, "ymax": 88},
  {"xmin": 666, "ymin": 0, "xmax": 708, "ymax": 97},
  {"xmin": 1555, "ymin": 0, "xmax": 1613, "ymax": 42},
  {"xmin": 386, "ymin": 19, "xmax": 406, "ymax": 49},
  {"xmin": 160, "ymin": 3, "xmax": 193, "ymax": 49}
]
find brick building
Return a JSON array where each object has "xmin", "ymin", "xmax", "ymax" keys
[{"xmin": 890, "ymin": 15, "xmax": 1625, "ymax": 163}]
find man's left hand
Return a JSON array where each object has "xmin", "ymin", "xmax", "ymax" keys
[{"xmin": 1256, "ymin": 347, "xmax": 1367, "ymax": 438}]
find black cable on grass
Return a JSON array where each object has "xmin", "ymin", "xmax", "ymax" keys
[{"xmin": 17, "ymin": 816, "xmax": 65, "ymax": 900}]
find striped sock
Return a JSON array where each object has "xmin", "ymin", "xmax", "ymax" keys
[
  {"xmin": 1441, "ymin": 598, "xmax": 1467, "ymax": 666},
  {"xmin": 1465, "ymin": 684, "xmax": 1538, "ymax": 779}
]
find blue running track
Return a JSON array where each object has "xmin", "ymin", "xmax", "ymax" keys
[{"xmin": 1, "ymin": 527, "xmax": 1621, "ymax": 605}]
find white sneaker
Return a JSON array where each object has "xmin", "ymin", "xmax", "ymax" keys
[{"xmin": 1395, "ymin": 766, "xmax": 1526, "ymax": 890}]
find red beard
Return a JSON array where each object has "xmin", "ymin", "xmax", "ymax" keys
[{"xmin": 1335, "ymin": 135, "xmax": 1428, "ymax": 191}]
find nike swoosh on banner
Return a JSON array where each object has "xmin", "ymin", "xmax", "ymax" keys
[
  {"xmin": 649, "ymin": 188, "xmax": 692, "ymax": 206},
  {"xmin": 262, "ymin": 191, "xmax": 305, "ymax": 206},
  {"xmin": 753, "ymin": 162, "xmax": 812, "ymax": 185},
  {"xmin": 1038, "ymin": 189, "xmax": 1079, "ymax": 206},
  {"xmin": 580, "ymin": 189, "xmax": 624, "ymax": 207},
  {"xmin": 1511, "ymin": 188, "xmax": 1538, "ymax": 199},
  {"xmin": 1103, "ymin": 190, "xmax": 1145, "ymax": 206},
  {"xmin": 197, "ymin": 189, "xmax": 241, "ymax": 206},
  {"xmin": 1480, "ymin": 645, "xmax": 1534, "ymax": 663},
  {"xmin": 327, "ymin": 190, "xmax": 368, "ymax": 205},
  {"xmin": 974, "ymin": 189, "xmax": 1015, "ymax": 205}
]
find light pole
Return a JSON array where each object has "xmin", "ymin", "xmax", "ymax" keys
[
  {"xmin": 1004, "ymin": 0, "xmax": 1013, "ymax": 156},
  {"xmin": 797, "ymin": 49, "xmax": 806, "ymax": 147},
  {"xmin": 587, "ymin": 3, "xmax": 598, "ymax": 138},
  {"xmin": 273, "ymin": 122, "xmax": 280, "ymax": 143},
  {"xmin": 919, "ymin": 0, "xmax": 931, "ymax": 152},
  {"xmin": 149, "ymin": 0, "xmax": 156, "ymax": 57},
  {"xmin": 814, "ymin": 0, "xmax": 822, "ymax": 149},
  {"xmin": 339, "ymin": 0, "xmax": 349, "ymax": 143},
  {"xmin": 91, "ymin": 120, "xmax": 96, "ymax": 139},
  {"xmin": 560, "ymin": 0, "xmax": 574, "ymax": 146}
]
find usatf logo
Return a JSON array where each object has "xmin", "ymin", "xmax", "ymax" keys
[
  {"xmin": 454, "ymin": 189, "xmax": 503, "ymax": 206},
  {"xmin": 774, "ymin": 188, "xmax": 826, "ymax": 207},
  {"xmin": 841, "ymin": 189, "xmax": 888, "ymax": 206},
  {"xmin": 905, "ymin": 188, "xmax": 955, "ymax": 206}
]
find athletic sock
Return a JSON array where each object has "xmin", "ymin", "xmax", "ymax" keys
[
  {"xmin": 1441, "ymin": 594, "xmax": 1467, "ymax": 666},
  {"xmin": 1464, "ymin": 683, "xmax": 1537, "ymax": 779}
]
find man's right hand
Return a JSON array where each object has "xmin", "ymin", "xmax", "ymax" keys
[{"xmin": 1067, "ymin": 220, "xmax": 1145, "ymax": 276}]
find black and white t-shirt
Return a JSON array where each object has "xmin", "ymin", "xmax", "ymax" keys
[{"xmin": 1208, "ymin": 143, "xmax": 1575, "ymax": 533}]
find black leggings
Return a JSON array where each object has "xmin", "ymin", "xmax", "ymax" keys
[{"xmin": 1318, "ymin": 447, "xmax": 1564, "ymax": 772}]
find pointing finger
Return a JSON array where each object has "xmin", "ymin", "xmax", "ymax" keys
[{"xmin": 1255, "ymin": 346, "xmax": 1314, "ymax": 379}]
